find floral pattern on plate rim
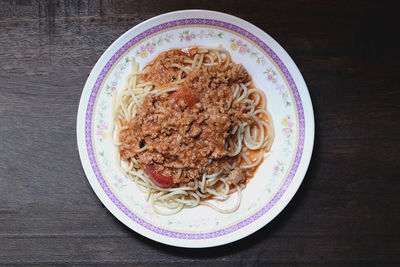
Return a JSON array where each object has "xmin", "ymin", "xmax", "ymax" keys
[
  {"xmin": 229, "ymin": 38, "xmax": 266, "ymax": 65},
  {"xmin": 179, "ymin": 29, "xmax": 223, "ymax": 41},
  {"xmin": 134, "ymin": 33, "xmax": 173, "ymax": 59}
]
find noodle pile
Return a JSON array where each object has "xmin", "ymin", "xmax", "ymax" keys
[{"xmin": 112, "ymin": 46, "xmax": 274, "ymax": 215}]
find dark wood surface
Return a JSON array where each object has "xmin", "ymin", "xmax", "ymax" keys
[{"xmin": 1, "ymin": 0, "xmax": 399, "ymax": 265}]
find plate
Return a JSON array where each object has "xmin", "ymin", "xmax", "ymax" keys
[{"xmin": 76, "ymin": 10, "xmax": 314, "ymax": 248}]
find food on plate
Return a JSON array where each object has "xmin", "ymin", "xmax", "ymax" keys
[{"xmin": 112, "ymin": 46, "xmax": 274, "ymax": 215}]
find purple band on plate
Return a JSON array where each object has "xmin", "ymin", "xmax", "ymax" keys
[{"xmin": 85, "ymin": 18, "xmax": 305, "ymax": 239}]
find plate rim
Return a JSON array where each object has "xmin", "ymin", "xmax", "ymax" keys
[{"xmin": 76, "ymin": 9, "xmax": 315, "ymax": 248}]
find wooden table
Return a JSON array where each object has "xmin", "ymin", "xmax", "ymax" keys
[{"xmin": 1, "ymin": 0, "xmax": 399, "ymax": 265}]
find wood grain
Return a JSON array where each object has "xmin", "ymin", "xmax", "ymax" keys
[{"xmin": 0, "ymin": 0, "xmax": 399, "ymax": 265}]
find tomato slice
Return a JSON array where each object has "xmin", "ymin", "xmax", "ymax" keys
[
  {"xmin": 172, "ymin": 86, "xmax": 198, "ymax": 107},
  {"xmin": 146, "ymin": 164, "xmax": 174, "ymax": 188}
]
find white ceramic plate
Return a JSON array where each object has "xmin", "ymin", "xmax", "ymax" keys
[{"xmin": 77, "ymin": 10, "xmax": 314, "ymax": 248}]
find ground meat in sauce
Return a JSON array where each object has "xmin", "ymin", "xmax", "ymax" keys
[
  {"xmin": 119, "ymin": 49, "xmax": 253, "ymax": 185},
  {"xmin": 226, "ymin": 167, "xmax": 246, "ymax": 185},
  {"xmin": 142, "ymin": 49, "xmax": 188, "ymax": 87}
]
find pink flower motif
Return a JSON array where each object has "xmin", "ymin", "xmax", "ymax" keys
[
  {"xmin": 111, "ymin": 86, "xmax": 117, "ymax": 92},
  {"xmin": 268, "ymin": 75, "xmax": 273, "ymax": 80},
  {"xmin": 148, "ymin": 45, "xmax": 155, "ymax": 53},
  {"xmin": 236, "ymin": 39, "xmax": 243, "ymax": 46},
  {"xmin": 101, "ymin": 122, "xmax": 108, "ymax": 130},
  {"xmin": 144, "ymin": 204, "xmax": 154, "ymax": 217},
  {"xmin": 140, "ymin": 45, "xmax": 146, "ymax": 52},
  {"xmin": 118, "ymin": 178, "xmax": 123, "ymax": 183},
  {"xmin": 287, "ymin": 121, "xmax": 294, "ymax": 128},
  {"xmin": 96, "ymin": 129, "xmax": 102, "ymax": 136},
  {"xmin": 239, "ymin": 47, "xmax": 246, "ymax": 54},
  {"xmin": 200, "ymin": 30, "xmax": 205, "ymax": 34},
  {"xmin": 185, "ymin": 35, "xmax": 191, "ymax": 41},
  {"xmin": 274, "ymin": 166, "xmax": 280, "ymax": 171},
  {"xmin": 282, "ymin": 128, "xmax": 290, "ymax": 136}
]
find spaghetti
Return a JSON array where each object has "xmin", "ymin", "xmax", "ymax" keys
[{"xmin": 112, "ymin": 46, "xmax": 274, "ymax": 215}]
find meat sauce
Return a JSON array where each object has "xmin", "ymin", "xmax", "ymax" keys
[{"xmin": 119, "ymin": 48, "xmax": 257, "ymax": 187}]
